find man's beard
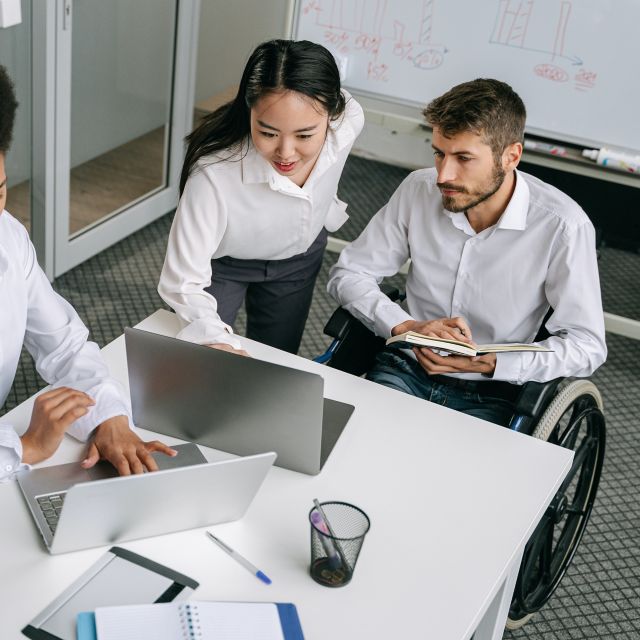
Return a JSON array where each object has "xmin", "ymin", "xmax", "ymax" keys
[{"xmin": 439, "ymin": 164, "xmax": 506, "ymax": 213}]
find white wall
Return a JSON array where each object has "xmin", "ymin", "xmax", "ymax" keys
[{"xmin": 194, "ymin": 0, "xmax": 291, "ymax": 103}]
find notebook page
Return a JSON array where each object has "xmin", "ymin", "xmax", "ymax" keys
[
  {"xmin": 193, "ymin": 602, "xmax": 283, "ymax": 640},
  {"xmin": 95, "ymin": 602, "xmax": 184, "ymax": 640}
]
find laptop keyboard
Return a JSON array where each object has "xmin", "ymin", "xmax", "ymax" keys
[{"xmin": 36, "ymin": 493, "xmax": 67, "ymax": 534}]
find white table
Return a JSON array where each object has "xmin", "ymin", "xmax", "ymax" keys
[{"xmin": 0, "ymin": 310, "xmax": 573, "ymax": 640}]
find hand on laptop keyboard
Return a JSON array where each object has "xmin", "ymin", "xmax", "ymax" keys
[{"xmin": 81, "ymin": 415, "xmax": 177, "ymax": 475}]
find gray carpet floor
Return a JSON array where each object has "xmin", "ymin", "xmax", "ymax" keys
[{"xmin": 3, "ymin": 155, "xmax": 639, "ymax": 638}]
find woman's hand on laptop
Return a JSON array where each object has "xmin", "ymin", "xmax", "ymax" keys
[
  {"xmin": 206, "ymin": 343, "xmax": 250, "ymax": 357},
  {"xmin": 20, "ymin": 387, "xmax": 96, "ymax": 464},
  {"xmin": 81, "ymin": 416, "xmax": 177, "ymax": 475}
]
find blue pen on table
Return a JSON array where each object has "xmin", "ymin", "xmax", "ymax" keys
[{"xmin": 205, "ymin": 531, "xmax": 272, "ymax": 585}]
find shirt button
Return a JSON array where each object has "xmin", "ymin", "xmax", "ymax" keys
[{"xmin": 5, "ymin": 464, "xmax": 13, "ymax": 471}]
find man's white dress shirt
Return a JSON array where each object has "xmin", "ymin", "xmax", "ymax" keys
[
  {"xmin": 0, "ymin": 211, "xmax": 131, "ymax": 481},
  {"xmin": 327, "ymin": 168, "xmax": 607, "ymax": 383},
  {"xmin": 158, "ymin": 92, "xmax": 364, "ymax": 349}
]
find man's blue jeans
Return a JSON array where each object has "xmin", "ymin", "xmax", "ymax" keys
[{"xmin": 366, "ymin": 347, "xmax": 518, "ymax": 427}]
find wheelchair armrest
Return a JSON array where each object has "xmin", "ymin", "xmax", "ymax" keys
[
  {"xmin": 324, "ymin": 307, "xmax": 357, "ymax": 341},
  {"xmin": 319, "ymin": 285, "xmax": 404, "ymax": 376},
  {"xmin": 513, "ymin": 378, "xmax": 564, "ymax": 418},
  {"xmin": 323, "ymin": 285, "xmax": 402, "ymax": 340}
]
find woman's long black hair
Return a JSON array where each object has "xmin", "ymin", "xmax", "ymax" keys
[{"xmin": 179, "ymin": 39, "xmax": 346, "ymax": 195}]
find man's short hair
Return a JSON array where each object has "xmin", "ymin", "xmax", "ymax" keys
[
  {"xmin": 423, "ymin": 78, "xmax": 526, "ymax": 158},
  {"xmin": 0, "ymin": 65, "xmax": 18, "ymax": 154}
]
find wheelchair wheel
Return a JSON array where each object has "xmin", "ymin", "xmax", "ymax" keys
[{"xmin": 506, "ymin": 380, "xmax": 606, "ymax": 630}]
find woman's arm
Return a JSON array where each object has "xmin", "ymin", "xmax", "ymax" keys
[{"xmin": 158, "ymin": 167, "xmax": 243, "ymax": 349}]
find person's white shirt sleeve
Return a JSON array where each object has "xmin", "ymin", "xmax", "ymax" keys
[
  {"xmin": 493, "ymin": 218, "xmax": 607, "ymax": 383},
  {"xmin": 0, "ymin": 222, "xmax": 132, "ymax": 482},
  {"xmin": 23, "ymin": 252, "xmax": 131, "ymax": 437},
  {"xmin": 0, "ymin": 427, "xmax": 28, "ymax": 480},
  {"xmin": 158, "ymin": 168, "xmax": 241, "ymax": 349},
  {"xmin": 327, "ymin": 177, "xmax": 415, "ymax": 337}
]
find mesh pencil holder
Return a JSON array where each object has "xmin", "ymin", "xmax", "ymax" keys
[{"xmin": 309, "ymin": 501, "xmax": 370, "ymax": 587}]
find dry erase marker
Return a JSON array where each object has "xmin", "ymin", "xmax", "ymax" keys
[
  {"xmin": 205, "ymin": 531, "xmax": 272, "ymax": 585},
  {"xmin": 582, "ymin": 147, "xmax": 640, "ymax": 173},
  {"xmin": 524, "ymin": 140, "xmax": 568, "ymax": 157}
]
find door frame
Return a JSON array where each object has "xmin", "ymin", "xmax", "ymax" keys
[{"xmin": 31, "ymin": 0, "xmax": 200, "ymax": 279}]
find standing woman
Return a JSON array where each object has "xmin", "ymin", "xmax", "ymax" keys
[{"xmin": 159, "ymin": 39, "xmax": 364, "ymax": 354}]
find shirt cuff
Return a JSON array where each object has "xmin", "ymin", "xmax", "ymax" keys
[
  {"xmin": 0, "ymin": 425, "xmax": 30, "ymax": 482},
  {"xmin": 492, "ymin": 352, "xmax": 528, "ymax": 384},
  {"xmin": 374, "ymin": 304, "xmax": 414, "ymax": 338},
  {"xmin": 176, "ymin": 318, "xmax": 243, "ymax": 350},
  {"xmin": 65, "ymin": 381, "xmax": 133, "ymax": 442}
]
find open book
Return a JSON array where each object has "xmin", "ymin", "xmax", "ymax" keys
[
  {"xmin": 386, "ymin": 331, "xmax": 553, "ymax": 357},
  {"xmin": 77, "ymin": 601, "xmax": 304, "ymax": 640}
]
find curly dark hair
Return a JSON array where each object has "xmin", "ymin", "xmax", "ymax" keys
[{"xmin": 0, "ymin": 65, "xmax": 18, "ymax": 154}]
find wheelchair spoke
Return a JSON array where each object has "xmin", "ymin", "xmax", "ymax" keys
[
  {"xmin": 556, "ymin": 432, "xmax": 596, "ymax": 495},
  {"xmin": 551, "ymin": 515, "xmax": 581, "ymax": 576},
  {"xmin": 561, "ymin": 412, "xmax": 582, "ymax": 450},
  {"xmin": 557, "ymin": 402, "xmax": 598, "ymax": 448},
  {"xmin": 541, "ymin": 522, "xmax": 555, "ymax": 582},
  {"xmin": 517, "ymin": 518, "xmax": 554, "ymax": 605}
]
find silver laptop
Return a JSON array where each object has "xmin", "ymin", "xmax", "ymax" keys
[
  {"xmin": 125, "ymin": 327, "xmax": 354, "ymax": 475},
  {"xmin": 17, "ymin": 443, "xmax": 276, "ymax": 554}
]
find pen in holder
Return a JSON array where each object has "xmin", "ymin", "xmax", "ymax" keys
[{"xmin": 309, "ymin": 500, "xmax": 370, "ymax": 587}]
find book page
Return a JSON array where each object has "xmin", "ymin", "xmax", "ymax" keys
[
  {"xmin": 477, "ymin": 344, "xmax": 552, "ymax": 353},
  {"xmin": 387, "ymin": 332, "xmax": 476, "ymax": 355},
  {"xmin": 95, "ymin": 602, "xmax": 183, "ymax": 640},
  {"xmin": 405, "ymin": 332, "xmax": 469, "ymax": 349},
  {"xmin": 194, "ymin": 602, "xmax": 283, "ymax": 640}
]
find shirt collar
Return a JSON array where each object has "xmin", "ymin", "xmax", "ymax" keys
[
  {"xmin": 496, "ymin": 169, "xmax": 529, "ymax": 231},
  {"xmin": 240, "ymin": 140, "xmax": 308, "ymax": 196},
  {"xmin": 241, "ymin": 140, "xmax": 272, "ymax": 185},
  {"xmin": 442, "ymin": 169, "xmax": 530, "ymax": 235}
]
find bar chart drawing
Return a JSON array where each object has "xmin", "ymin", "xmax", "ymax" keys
[{"xmin": 490, "ymin": 0, "xmax": 582, "ymax": 66}]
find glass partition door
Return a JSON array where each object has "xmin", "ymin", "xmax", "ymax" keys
[{"xmin": 51, "ymin": 0, "xmax": 198, "ymax": 277}]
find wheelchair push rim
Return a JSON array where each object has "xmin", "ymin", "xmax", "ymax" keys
[{"xmin": 507, "ymin": 380, "xmax": 606, "ymax": 629}]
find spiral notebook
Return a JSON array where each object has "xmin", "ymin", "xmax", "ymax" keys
[{"xmin": 77, "ymin": 601, "xmax": 304, "ymax": 640}]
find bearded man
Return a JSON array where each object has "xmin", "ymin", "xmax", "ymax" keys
[{"xmin": 327, "ymin": 78, "xmax": 606, "ymax": 426}]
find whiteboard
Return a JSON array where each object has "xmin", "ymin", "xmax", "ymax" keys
[{"xmin": 295, "ymin": 0, "xmax": 639, "ymax": 152}]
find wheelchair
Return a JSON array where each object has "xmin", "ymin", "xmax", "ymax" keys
[{"xmin": 315, "ymin": 289, "xmax": 606, "ymax": 630}]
